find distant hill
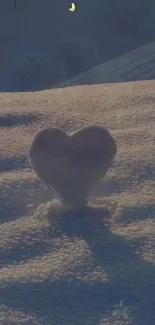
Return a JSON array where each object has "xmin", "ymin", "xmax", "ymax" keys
[{"xmin": 58, "ymin": 41, "xmax": 155, "ymax": 87}]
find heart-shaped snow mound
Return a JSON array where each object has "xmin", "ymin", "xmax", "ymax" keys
[{"xmin": 28, "ymin": 126, "xmax": 117, "ymax": 208}]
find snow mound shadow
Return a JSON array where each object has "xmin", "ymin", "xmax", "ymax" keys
[
  {"xmin": 0, "ymin": 156, "xmax": 29, "ymax": 173},
  {"xmin": 0, "ymin": 113, "xmax": 41, "ymax": 127}
]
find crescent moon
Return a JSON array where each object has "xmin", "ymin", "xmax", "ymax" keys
[{"xmin": 69, "ymin": 3, "xmax": 76, "ymax": 11}]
